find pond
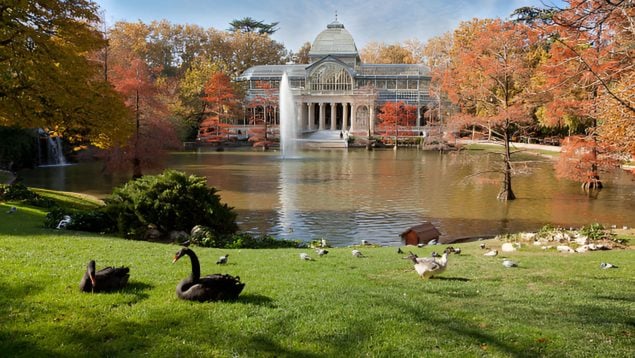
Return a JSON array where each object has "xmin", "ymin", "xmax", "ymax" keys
[{"xmin": 19, "ymin": 148, "xmax": 635, "ymax": 246}]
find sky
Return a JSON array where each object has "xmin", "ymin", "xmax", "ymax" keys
[{"xmin": 94, "ymin": 0, "xmax": 559, "ymax": 51}]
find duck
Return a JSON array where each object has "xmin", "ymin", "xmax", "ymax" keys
[
  {"xmin": 484, "ymin": 249, "xmax": 498, "ymax": 257},
  {"xmin": 600, "ymin": 262, "xmax": 618, "ymax": 269},
  {"xmin": 502, "ymin": 259, "xmax": 518, "ymax": 268},
  {"xmin": 300, "ymin": 253, "xmax": 313, "ymax": 260},
  {"xmin": 216, "ymin": 254, "xmax": 229, "ymax": 265},
  {"xmin": 173, "ymin": 247, "xmax": 244, "ymax": 301},
  {"xmin": 411, "ymin": 250, "xmax": 449, "ymax": 279},
  {"xmin": 352, "ymin": 249, "xmax": 364, "ymax": 257},
  {"xmin": 315, "ymin": 248, "xmax": 329, "ymax": 257},
  {"xmin": 79, "ymin": 260, "xmax": 129, "ymax": 293}
]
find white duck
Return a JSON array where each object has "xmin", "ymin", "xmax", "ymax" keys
[
  {"xmin": 299, "ymin": 253, "xmax": 313, "ymax": 261},
  {"xmin": 411, "ymin": 251, "xmax": 449, "ymax": 279}
]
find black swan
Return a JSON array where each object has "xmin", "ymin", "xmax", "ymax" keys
[
  {"xmin": 172, "ymin": 247, "xmax": 245, "ymax": 302},
  {"xmin": 79, "ymin": 260, "xmax": 129, "ymax": 293}
]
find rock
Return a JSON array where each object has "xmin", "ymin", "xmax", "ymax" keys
[
  {"xmin": 521, "ymin": 232, "xmax": 536, "ymax": 240},
  {"xmin": 170, "ymin": 230, "xmax": 189, "ymax": 242},
  {"xmin": 575, "ymin": 245, "xmax": 588, "ymax": 253},
  {"xmin": 501, "ymin": 243, "xmax": 517, "ymax": 252},
  {"xmin": 556, "ymin": 245, "xmax": 575, "ymax": 253},
  {"xmin": 574, "ymin": 235, "xmax": 589, "ymax": 246}
]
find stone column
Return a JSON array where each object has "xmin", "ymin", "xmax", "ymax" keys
[
  {"xmin": 307, "ymin": 103, "xmax": 314, "ymax": 131},
  {"xmin": 369, "ymin": 104, "xmax": 375, "ymax": 134},
  {"xmin": 297, "ymin": 102, "xmax": 304, "ymax": 131},
  {"xmin": 319, "ymin": 103, "xmax": 325, "ymax": 130},
  {"xmin": 417, "ymin": 105, "xmax": 421, "ymax": 127},
  {"xmin": 350, "ymin": 104, "xmax": 356, "ymax": 132},
  {"xmin": 330, "ymin": 102, "xmax": 337, "ymax": 130},
  {"xmin": 342, "ymin": 102, "xmax": 349, "ymax": 131}
]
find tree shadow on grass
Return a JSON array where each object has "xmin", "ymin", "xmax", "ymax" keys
[
  {"xmin": 434, "ymin": 276, "xmax": 470, "ymax": 281},
  {"xmin": 235, "ymin": 293, "xmax": 276, "ymax": 308}
]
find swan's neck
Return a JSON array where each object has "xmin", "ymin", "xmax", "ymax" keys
[{"xmin": 185, "ymin": 250, "xmax": 201, "ymax": 281}]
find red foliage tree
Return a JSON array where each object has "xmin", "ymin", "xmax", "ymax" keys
[
  {"xmin": 107, "ymin": 58, "xmax": 179, "ymax": 178},
  {"xmin": 555, "ymin": 136, "xmax": 620, "ymax": 190},
  {"xmin": 443, "ymin": 19, "xmax": 540, "ymax": 200},
  {"xmin": 377, "ymin": 101, "xmax": 417, "ymax": 146},
  {"xmin": 200, "ymin": 72, "xmax": 239, "ymax": 144}
]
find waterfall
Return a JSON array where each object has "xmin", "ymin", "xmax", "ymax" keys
[
  {"xmin": 37, "ymin": 129, "xmax": 68, "ymax": 166},
  {"xmin": 279, "ymin": 72, "xmax": 299, "ymax": 158}
]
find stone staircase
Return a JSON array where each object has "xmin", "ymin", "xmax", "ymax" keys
[{"xmin": 298, "ymin": 130, "xmax": 348, "ymax": 148}]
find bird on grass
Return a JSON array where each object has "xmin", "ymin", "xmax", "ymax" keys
[
  {"xmin": 484, "ymin": 249, "xmax": 498, "ymax": 257},
  {"xmin": 600, "ymin": 262, "xmax": 618, "ymax": 269},
  {"xmin": 480, "ymin": 243, "xmax": 487, "ymax": 249},
  {"xmin": 352, "ymin": 249, "xmax": 364, "ymax": 258},
  {"xmin": 397, "ymin": 247, "xmax": 404, "ymax": 254},
  {"xmin": 216, "ymin": 254, "xmax": 229, "ymax": 265},
  {"xmin": 411, "ymin": 250, "xmax": 449, "ymax": 279},
  {"xmin": 79, "ymin": 260, "xmax": 129, "ymax": 293},
  {"xmin": 6, "ymin": 206, "xmax": 17, "ymax": 214},
  {"xmin": 315, "ymin": 248, "xmax": 329, "ymax": 257},
  {"xmin": 502, "ymin": 259, "xmax": 518, "ymax": 268},
  {"xmin": 173, "ymin": 247, "xmax": 244, "ymax": 302},
  {"xmin": 300, "ymin": 253, "xmax": 313, "ymax": 261}
]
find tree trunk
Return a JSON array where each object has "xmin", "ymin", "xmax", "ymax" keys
[
  {"xmin": 497, "ymin": 128, "xmax": 516, "ymax": 201},
  {"xmin": 132, "ymin": 88, "xmax": 142, "ymax": 180}
]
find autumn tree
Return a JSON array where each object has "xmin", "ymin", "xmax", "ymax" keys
[
  {"xmin": 360, "ymin": 41, "xmax": 415, "ymax": 64},
  {"xmin": 200, "ymin": 72, "xmax": 239, "ymax": 143},
  {"xmin": 422, "ymin": 32, "xmax": 454, "ymax": 128},
  {"xmin": 515, "ymin": 0, "xmax": 634, "ymax": 188},
  {"xmin": 0, "ymin": 0, "xmax": 130, "ymax": 148},
  {"xmin": 444, "ymin": 19, "xmax": 540, "ymax": 200},
  {"xmin": 377, "ymin": 101, "xmax": 417, "ymax": 146},
  {"xmin": 108, "ymin": 58, "xmax": 179, "ymax": 178},
  {"xmin": 293, "ymin": 42, "xmax": 312, "ymax": 64}
]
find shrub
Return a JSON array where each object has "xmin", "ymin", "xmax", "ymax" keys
[
  {"xmin": 105, "ymin": 170, "xmax": 238, "ymax": 240},
  {"xmin": 0, "ymin": 183, "xmax": 56, "ymax": 208},
  {"xmin": 226, "ymin": 233, "xmax": 302, "ymax": 249},
  {"xmin": 45, "ymin": 207, "xmax": 115, "ymax": 232}
]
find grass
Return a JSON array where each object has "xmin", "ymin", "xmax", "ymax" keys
[
  {"xmin": 464, "ymin": 143, "xmax": 561, "ymax": 159},
  {"xmin": 0, "ymin": 198, "xmax": 633, "ymax": 357}
]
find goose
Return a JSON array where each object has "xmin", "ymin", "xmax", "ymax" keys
[
  {"xmin": 216, "ymin": 254, "xmax": 229, "ymax": 265},
  {"xmin": 79, "ymin": 260, "xmax": 129, "ymax": 293},
  {"xmin": 300, "ymin": 253, "xmax": 313, "ymax": 261},
  {"xmin": 173, "ymin": 247, "xmax": 244, "ymax": 301},
  {"xmin": 502, "ymin": 259, "xmax": 518, "ymax": 268},
  {"xmin": 484, "ymin": 249, "xmax": 498, "ymax": 257},
  {"xmin": 352, "ymin": 249, "xmax": 364, "ymax": 257},
  {"xmin": 411, "ymin": 251, "xmax": 449, "ymax": 279},
  {"xmin": 600, "ymin": 262, "xmax": 618, "ymax": 269},
  {"xmin": 315, "ymin": 248, "xmax": 329, "ymax": 257}
]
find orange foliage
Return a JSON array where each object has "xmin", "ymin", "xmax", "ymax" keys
[{"xmin": 555, "ymin": 136, "xmax": 620, "ymax": 185}]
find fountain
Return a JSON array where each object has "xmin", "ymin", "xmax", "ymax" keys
[{"xmin": 279, "ymin": 72, "xmax": 299, "ymax": 158}]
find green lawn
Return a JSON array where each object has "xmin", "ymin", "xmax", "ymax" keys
[{"xmin": 0, "ymin": 200, "xmax": 633, "ymax": 357}]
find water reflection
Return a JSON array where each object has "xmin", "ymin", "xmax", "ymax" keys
[{"xmin": 19, "ymin": 148, "xmax": 635, "ymax": 246}]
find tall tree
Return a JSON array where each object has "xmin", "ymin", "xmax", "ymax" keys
[
  {"xmin": 444, "ymin": 19, "xmax": 540, "ymax": 200},
  {"xmin": 360, "ymin": 41, "xmax": 415, "ymax": 64},
  {"xmin": 108, "ymin": 58, "xmax": 178, "ymax": 178},
  {"xmin": 0, "ymin": 0, "xmax": 130, "ymax": 146},
  {"xmin": 293, "ymin": 42, "xmax": 312, "ymax": 64},
  {"xmin": 201, "ymin": 72, "xmax": 239, "ymax": 141},
  {"xmin": 229, "ymin": 17, "xmax": 279, "ymax": 35},
  {"xmin": 520, "ymin": 0, "xmax": 634, "ymax": 188}
]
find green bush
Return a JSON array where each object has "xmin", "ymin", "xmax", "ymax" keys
[
  {"xmin": 105, "ymin": 170, "xmax": 238, "ymax": 240},
  {"xmin": 226, "ymin": 233, "xmax": 302, "ymax": 249},
  {"xmin": 0, "ymin": 183, "xmax": 56, "ymax": 208},
  {"xmin": 45, "ymin": 207, "xmax": 115, "ymax": 232}
]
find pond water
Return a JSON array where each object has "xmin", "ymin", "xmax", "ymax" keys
[{"xmin": 20, "ymin": 148, "xmax": 635, "ymax": 246}]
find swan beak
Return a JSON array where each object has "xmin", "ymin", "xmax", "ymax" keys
[
  {"xmin": 172, "ymin": 256, "xmax": 180, "ymax": 264},
  {"xmin": 89, "ymin": 273, "xmax": 96, "ymax": 286}
]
